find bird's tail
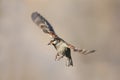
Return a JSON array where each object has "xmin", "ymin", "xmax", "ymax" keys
[{"xmin": 66, "ymin": 57, "xmax": 73, "ymax": 67}]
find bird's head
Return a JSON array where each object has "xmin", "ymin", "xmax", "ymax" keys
[{"xmin": 49, "ymin": 38, "xmax": 60, "ymax": 45}]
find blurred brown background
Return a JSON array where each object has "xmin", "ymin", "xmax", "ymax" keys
[{"xmin": 0, "ymin": 0, "xmax": 120, "ymax": 80}]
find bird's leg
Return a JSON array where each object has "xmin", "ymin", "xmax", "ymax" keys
[
  {"xmin": 55, "ymin": 53, "xmax": 59, "ymax": 61},
  {"xmin": 56, "ymin": 55, "xmax": 64, "ymax": 61}
]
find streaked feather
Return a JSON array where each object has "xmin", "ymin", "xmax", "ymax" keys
[{"xmin": 31, "ymin": 12, "xmax": 96, "ymax": 67}]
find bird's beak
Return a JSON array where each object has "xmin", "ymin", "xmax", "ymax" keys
[
  {"xmin": 48, "ymin": 41, "xmax": 53, "ymax": 45},
  {"xmin": 48, "ymin": 42, "xmax": 51, "ymax": 45}
]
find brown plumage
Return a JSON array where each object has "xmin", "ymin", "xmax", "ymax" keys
[{"xmin": 31, "ymin": 12, "xmax": 96, "ymax": 67}]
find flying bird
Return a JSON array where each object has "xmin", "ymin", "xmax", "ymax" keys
[{"xmin": 31, "ymin": 12, "xmax": 95, "ymax": 67}]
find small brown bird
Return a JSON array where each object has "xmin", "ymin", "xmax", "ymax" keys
[
  {"xmin": 31, "ymin": 12, "xmax": 96, "ymax": 67},
  {"xmin": 48, "ymin": 37, "xmax": 73, "ymax": 66}
]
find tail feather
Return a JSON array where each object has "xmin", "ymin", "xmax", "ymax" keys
[{"xmin": 66, "ymin": 57, "xmax": 73, "ymax": 67}]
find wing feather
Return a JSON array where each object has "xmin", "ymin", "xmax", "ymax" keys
[
  {"xmin": 31, "ymin": 12, "xmax": 57, "ymax": 38},
  {"xmin": 31, "ymin": 12, "xmax": 96, "ymax": 55}
]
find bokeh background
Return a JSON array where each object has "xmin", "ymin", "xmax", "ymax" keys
[{"xmin": 0, "ymin": 0, "xmax": 120, "ymax": 80}]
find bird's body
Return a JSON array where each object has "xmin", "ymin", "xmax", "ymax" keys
[{"xmin": 49, "ymin": 37, "xmax": 73, "ymax": 66}]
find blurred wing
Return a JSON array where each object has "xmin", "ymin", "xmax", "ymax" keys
[
  {"xmin": 31, "ymin": 12, "xmax": 96, "ymax": 55},
  {"xmin": 66, "ymin": 43, "xmax": 96, "ymax": 55},
  {"xmin": 31, "ymin": 12, "xmax": 57, "ymax": 38}
]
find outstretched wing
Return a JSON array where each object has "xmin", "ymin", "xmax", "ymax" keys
[
  {"xmin": 31, "ymin": 12, "xmax": 96, "ymax": 55},
  {"xmin": 31, "ymin": 12, "xmax": 57, "ymax": 38}
]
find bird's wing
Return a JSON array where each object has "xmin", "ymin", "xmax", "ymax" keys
[
  {"xmin": 31, "ymin": 12, "xmax": 57, "ymax": 38},
  {"xmin": 31, "ymin": 12, "xmax": 96, "ymax": 55}
]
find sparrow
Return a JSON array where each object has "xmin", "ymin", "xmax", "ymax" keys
[{"xmin": 31, "ymin": 11, "xmax": 96, "ymax": 67}]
